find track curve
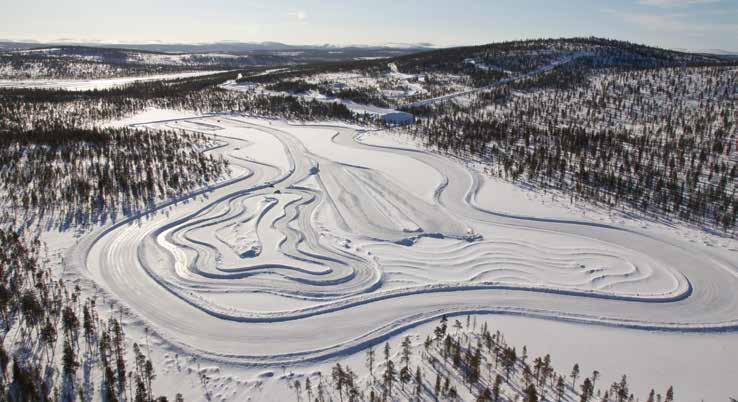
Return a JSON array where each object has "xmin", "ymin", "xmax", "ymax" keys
[{"xmin": 68, "ymin": 114, "xmax": 738, "ymax": 367}]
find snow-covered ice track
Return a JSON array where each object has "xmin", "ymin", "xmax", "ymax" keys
[{"xmin": 68, "ymin": 114, "xmax": 738, "ymax": 366}]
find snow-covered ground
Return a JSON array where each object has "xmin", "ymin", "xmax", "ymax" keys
[
  {"xmin": 39, "ymin": 111, "xmax": 738, "ymax": 401},
  {"xmin": 0, "ymin": 70, "xmax": 226, "ymax": 90},
  {"xmin": 220, "ymin": 79, "xmax": 415, "ymax": 123}
]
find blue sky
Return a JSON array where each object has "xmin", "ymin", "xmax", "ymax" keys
[{"xmin": 2, "ymin": 0, "xmax": 737, "ymax": 51}]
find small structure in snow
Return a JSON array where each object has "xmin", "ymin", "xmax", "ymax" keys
[{"xmin": 381, "ymin": 111, "xmax": 415, "ymax": 124}]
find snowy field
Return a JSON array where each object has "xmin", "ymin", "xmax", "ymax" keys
[
  {"xmin": 0, "ymin": 70, "xmax": 225, "ymax": 90},
  {"xmin": 46, "ymin": 112, "xmax": 738, "ymax": 401},
  {"xmin": 220, "ymin": 79, "xmax": 415, "ymax": 123}
]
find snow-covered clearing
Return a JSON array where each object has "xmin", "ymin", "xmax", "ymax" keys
[
  {"xmin": 41, "ymin": 111, "xmax": 738, "ymax": 400},
  {"xmin": 220, "ymin": 79, "xmax": 415, "ymax": 123}
]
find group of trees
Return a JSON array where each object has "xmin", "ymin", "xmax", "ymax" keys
[
  {"xmin": 231, "ymin": 37, "xmax": 737, "ymax": 146},
  {"xmin": 0, "ymin": 124, "xmax": 230, "ymax": 227},
  {"xmin": 0, "ymin": 228, "xmax": 178, "ymax": 401},
  {"xmin": 286, "ymin": 315, "xmax": 676, "ymax": 401},
  {"xmin": 0, "ymin": 51, "xmax": 199, "ymax": 81},
  {"xmin": 264, "ymin": 78, "xmax": 392, "ymax": 108},
  {"xmin": 0, "ymin": 67, "xmax": 367, "ymax": 131},
  {"xmin": 0, "ymin": 46, "xmax": 263, "ymax": 81},
  {"xmin": 405, "ymin": 65, "xmax": 737, "ymax": 231},
  {"xmin": 0, "ymin": 38, "xmax": 733, "ymax": 401},
  {"xmin": 0, "ymin": 67, "xmax": 378, "ymax": 227},
  {"xmin": 388, "ymin": 37, "xmax": 734, "ymax": 77}
]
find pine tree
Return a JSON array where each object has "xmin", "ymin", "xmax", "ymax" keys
[
  {"xmin": 435, "ymin": 315, "xmax": 448, "ymax": 344},
  {"xmin": 556, "ymin": 376, "xmax": 566, "ymax": 402},
  {"xmin": 305, "ymin": 377, "xmax": 312, "ymax": 402},
  {"xmin": 0, "ymin": 343, "xmax": 8, "ymax": 383},
  {"xmin": 399, "ymin": 365, "xmax": 411, "ymax": 391},
  {"xmin": 331, "ymin": 363, "xmax": 346, "ymax": 402},
  {"xmin": 415, "ymin": 366, "xmax": 422, "ymax": 397},
  {"xmin": 592, "ymin": 370, "xmax": 600, "ymax": 390},
  {"xmin": 293, "ymin": 379, "xmax": 302, "ymax": 401},
  {"xmin": 525, "ymin": 384, "xmax": 539, "ymax": 402},
  {"xmin": 580, "ymin": 378, "xmax": 594, "ymax": 402},
  {"xmin": 383, "ymin": 359, "xmax": 396, "ymax": 397},
  {"xmin": 62, "ymin": 340, "xmax": 78, "ymax": 379},
  {"xmin": 477, "ymin": 388, "xmax": 493, "ymax": 402},
  {"xmin": 366, "ymin": 346, "xmax": 375, "ymax": 381},
  {"xmin": 493, "ymin": 375, "xmax": 503, "ymax": 402},
  {"xmin": 570, "ymin": 363, "xmax": 580, "ymax": 388},
  {"xmin": 401, "ymin": 336, "xmax": 412, "ymax": 369},
  {"xmin": 665, "ymin": 386, "xmax": 674, "ymax": 402}
]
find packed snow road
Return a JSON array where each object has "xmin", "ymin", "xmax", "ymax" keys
[{"xmin": 68, "ymin": 114, "xmax": 738, "ymax": 366}]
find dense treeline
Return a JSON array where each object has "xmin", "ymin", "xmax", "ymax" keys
[
  {"xmin": 0, "ymin": 45, "xmax": 276, "ymax": 81},
  {"xmin": 0, "ymin": 69, "xmax": 360, "ymax": 131},
  {"xmin": 0, "ymin": 70, "xmax": 256, "ymax": 105},
  {"xmin": 237, "ymin": 37, "xmax": 736, "ymax": 93},
  {"xmin": 0, "ymin": 44, "xmax": 421, "ymax": 81},
  {"xmin": 389, "ymin": 37, "xmax": 736, "ymax": 76},
  {"xmin": 247, "ymin": 94, "xmax": 356, "ymax": 120},
  {"xmin": 0, "ymin": 125, "xmax": 230, "ymax": 227},
  {"xmin": 243, "ymin": 66, "xmax": 476, "ymax": 109},
  {"xmin": 0, "ymin": 229, "xmax": 180, "ymax": 401},
  {"xmin": 233, "ymin": 37, "xmax": 737, "ymax": 119},
  {"xmin": 289, "ymin": 315, "xmax": 676, "ymax": 401},
  {"xmin": 0, "ymin": 51, "xmax": 203, "ymax": 80},
  {"xmin": 264, "ymin": 79, "xmax": 391, "ymax": 108},
  {"xmin": 3, "ymin": 42, "xmax": 735, "ymax": 234},
  {"xmin": 406, "ymin": 66, "xmax": 738, "ymax": 231},
  {"xmin": 265, "ymin": 80, "xmax": 322, "ymax": 94},
  {"xmin": 0, "ymin": 67, "xmax": 371, "ymax": 228}
]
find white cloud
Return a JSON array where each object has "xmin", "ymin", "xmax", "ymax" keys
[
  {"xmin": 622, "ymin": 12, "xmax": 690, "ymax": 31},
  {"xmin": 637, "ymin": 0, "xmax": 719, "ymax": 7},
  {"xmin": 605, "ymin": 8, "xmax": 738, "ymax": 35},
  {"xmin": 288, "ymin": 11, "xmax": 307, "ymax": 21}
]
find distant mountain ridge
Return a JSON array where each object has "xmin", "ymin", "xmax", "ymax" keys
[
  {"xmin": 383, "ymin": 37, "xmax": 737, "ymax": 75},
  {"xmin": 0, "ymin": 40, "xmax": 434, "ymax": 54},
  {"xmin": 0, "ymin": 40, "xmax": 432, "ymax": 79},
  {"xmin": 2, "ymin": 37, "xmax": 734, "ymax": 81}
]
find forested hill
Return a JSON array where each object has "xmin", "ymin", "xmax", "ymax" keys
[
  {"xmin": 236, "ymin": 37, "xmax": 737, "ymax": 89},
  {"xmin": 389, "ymin": 37, "xmax": 732, "ymax": 73}
]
